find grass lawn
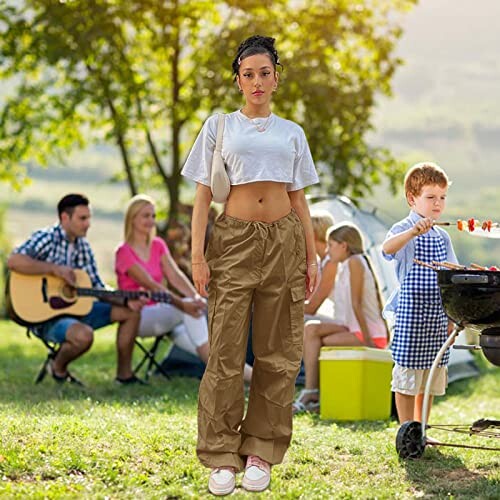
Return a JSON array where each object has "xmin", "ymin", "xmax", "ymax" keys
[{"xmin": 0, "ymin": 320, "xmax": 498, "ymax": 499}]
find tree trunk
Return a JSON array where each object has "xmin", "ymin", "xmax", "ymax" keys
[
  {"xmin": 105, "ymin": 96, "xmax": 138, "ymax": 197},
  {"xmin": 86, "ymin": 60, "xmax": 139, "ymax": 197},
  {"xmin": 169, "ymin": 11, "xmax": 181, "ymax": 228},
  {"xmin": 116, "ymin": 132, "xmax": 138, "ymax": 198}
]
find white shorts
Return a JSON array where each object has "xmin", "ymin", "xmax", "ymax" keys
[
  {"xmin": 391, "ymin": 364, "xmax": 448, "ymax": 396},
  {"xmin": 138, "ymin": 303, "xmax": 208, "ymax": 348}
]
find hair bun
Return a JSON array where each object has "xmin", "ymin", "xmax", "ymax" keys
[
  {"xmin": 239, "ymin": 35, "xmax": 276, "ymax": 52},
  {"xmin": 232, "ymin": 35, "xmax": 281, "ymax": 75}
]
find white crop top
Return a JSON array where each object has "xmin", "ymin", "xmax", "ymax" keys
[{"xmin": 181, "ymin": 110, "xmax": 319, "ymax": 191}]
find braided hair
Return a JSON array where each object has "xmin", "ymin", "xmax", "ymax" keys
[{"xmin": 232, "ymin": 35, "xmax": 283, "ymax": 78}]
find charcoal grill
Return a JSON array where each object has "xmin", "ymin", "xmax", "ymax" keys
[
  {"xmin": 438, "ymin": 269, "xmax": 500, "ymax": 365},
  {"xmin": 396, "ymin": 269, "xmax": 500, "ymax": 459}
]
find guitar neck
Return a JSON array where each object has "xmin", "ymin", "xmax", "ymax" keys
[
  {"xmin": 75, "ymin": 288, "xmax": 145, "ymax": 300},
  {"xmin": 150, "ymin": 291, "xmax": 173, "ymax": 304},
  {"xmin": 75, "ymin": 288, "xmax": 172, "ymax": 304}
]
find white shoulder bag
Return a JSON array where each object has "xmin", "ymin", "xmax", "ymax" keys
[{"xmin": 210, "ymin": 113, "xmax": 231, "ymax": 204}]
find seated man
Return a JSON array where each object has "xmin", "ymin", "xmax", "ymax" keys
[{"xmin": 7, "ymin": 193, "xmax": 144, "ymax": 385}]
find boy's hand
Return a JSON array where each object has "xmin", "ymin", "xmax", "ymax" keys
[{"xmin": 412, "ymin": 217, "xmax": 433, "ymax": 236}]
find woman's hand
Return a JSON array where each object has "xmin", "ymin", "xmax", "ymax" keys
[
  {"xmin": 127, "ymin": 296, "xmax": 148, "ymax": 312},
  {"xmin": 181, "ymin": 297, "xmax": 206, "ymax": 318},
  {"xmin": 192, "ymin": 260, "xmax": 210, "ymax": 298},
  {"xmin": 306, "ymin": 263, "xmax": 318, "ymax": 299},
  {"xmin": 192, "ymin": 294, "xmax": 208, "ymax": 309}
]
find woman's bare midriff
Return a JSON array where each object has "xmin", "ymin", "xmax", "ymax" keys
[{"xmin": 224, "ymin": 181, "xmax": 292, "ymax": 222}]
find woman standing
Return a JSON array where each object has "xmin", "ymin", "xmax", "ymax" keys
[{"xmin": 182, "ymin": 36, "xmax": 319, "ymax": 495}]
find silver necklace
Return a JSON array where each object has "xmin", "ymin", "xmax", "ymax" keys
[{"xmin": 241, "ymin": 110, "xmax": 272, "ymax": 132}]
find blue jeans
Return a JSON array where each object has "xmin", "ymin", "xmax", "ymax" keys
[{"xmin": 34, "ymin": 301, "xmax": 113, "ymax": 344}]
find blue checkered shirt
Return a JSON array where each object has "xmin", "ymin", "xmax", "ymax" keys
[{"xmin": 13, "ymin": 223, "xmax": 105, "ymax": 289}]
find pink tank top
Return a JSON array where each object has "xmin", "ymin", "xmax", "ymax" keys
[{"xmin": 115, "ymin": 237, "xmax": 170, "ymax": 291}]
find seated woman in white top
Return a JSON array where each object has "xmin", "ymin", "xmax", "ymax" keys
[
  {"xmin": 304, "ymin": 210, "xmax": 337, "ymax": 320},
  {"xmin": 293, "ymin": 222, "xmax": 389, "ymax": 414}
]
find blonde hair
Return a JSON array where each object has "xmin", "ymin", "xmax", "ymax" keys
[
  {"xmin": 327, "ymin": 222, "xmax": 364, "ymax": 255},
  {"xmin": 327, "ymin": 222, "xmax": 390, "ymax": 342},
  {"xmin": 404, "ymin": 162, "xmax": 450, "ymax": 204},
  {"xmin": 310, "ymin": 209, "xmax": 335, "ymax": 243},
  {"xmin": 124, "ymin": 194, "xmax": 156, "ymax": 244}
]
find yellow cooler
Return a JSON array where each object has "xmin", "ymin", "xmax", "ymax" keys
[{"xmin": 319, "ymin": 347, "xmax": 393, "ymax": 421}]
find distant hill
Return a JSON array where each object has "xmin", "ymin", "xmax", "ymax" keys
[
  {"xmin": 368, "ymin": 0, "xmax": 500, "ymax": 266},
  {"xmin": 372, "ymin": 0, "xmax": 500, "ymax": 185}
]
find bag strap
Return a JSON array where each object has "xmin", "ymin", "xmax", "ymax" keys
[{"xmin": 214, "ymin": 113, "xmax": 225, "ymax": 152}]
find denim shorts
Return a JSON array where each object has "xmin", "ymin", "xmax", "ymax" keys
[{"xmin": 33, "ymin": 301, "xmax": 113, "ymax": 344}]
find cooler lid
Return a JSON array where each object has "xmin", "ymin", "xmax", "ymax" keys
[{"xmin": 319, "ymin": 347, "xmax": 393, "ymax": 362}]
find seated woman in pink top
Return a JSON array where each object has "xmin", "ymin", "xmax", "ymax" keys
[
  {"xmin": 115, "ymin": 195, "xmax": 253, "ymax": 381},
  {"xmin": 115, "ymin": 194, "xmax": 210, "ymax": 362}
]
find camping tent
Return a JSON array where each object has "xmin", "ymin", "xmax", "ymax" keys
[{"xmin": 309, "ymin": 194, "xmax": 398, "ymax": 303}]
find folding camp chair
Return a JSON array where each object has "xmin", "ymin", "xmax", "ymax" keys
[
  {"xmin": 24, "ymin": 327, "xmax": 85, "ymax": 385},
  {"xmin": 133, "ymin": 331, "xmax": 173, "ymax": 381},
  {"xmin": 26, "ymin": 327, "xmax": 60, "ymax": 384}
]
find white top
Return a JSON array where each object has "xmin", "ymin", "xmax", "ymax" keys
[
  {"xmin": 314, "ymin": 253, "xmax": 336, "ymax": 318},
  {"xmin": 181, "ymin": 110, "xmax": 319, "ymax": 191},
  {"xmin": 320, "ymin": 253, "xmax": 330, "ymax": 272},
  {"xmin": 329, "ymin": 255, "xmax": 387, "ymax": 340}
]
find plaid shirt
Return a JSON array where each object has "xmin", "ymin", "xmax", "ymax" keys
[{"xmin": 14, "ymin": 223, "xmax": 105, "ymax": 288}]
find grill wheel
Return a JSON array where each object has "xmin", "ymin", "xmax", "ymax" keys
[{"xmin": 396, "ymin": 421, "xmax": 426, "ymax": 459}]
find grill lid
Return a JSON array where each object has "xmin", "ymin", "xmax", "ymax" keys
[{"xmin": 437, "ymin": 270, "xmax": 500, "ymax": 330}]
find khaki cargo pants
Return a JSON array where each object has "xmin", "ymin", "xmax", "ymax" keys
[{"xmin": 197, "ymin": 210, "xmax": 306, "ymax": 470}]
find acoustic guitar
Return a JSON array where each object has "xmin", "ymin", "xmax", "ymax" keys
[{"xmin": 6, "ymin": 270, "xmax": 172, "ymax": 326}]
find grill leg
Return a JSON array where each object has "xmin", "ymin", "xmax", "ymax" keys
[{"xmin": 421, "ymin": 324, "xmax": 463, "ymax": 444}]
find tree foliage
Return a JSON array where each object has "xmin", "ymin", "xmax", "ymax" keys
[{"xmin": 0, "ymin": 0, "xmax": 416, "ymax": 222}]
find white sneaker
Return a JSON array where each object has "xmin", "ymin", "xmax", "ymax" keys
[
  {"xmin": 242, "ymin": 455, "xmax": 271, "ymax": 492},
  {"xmin": 208, "ymin": 467, "xmax": 235, "ymax": 496}
]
